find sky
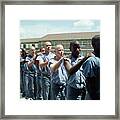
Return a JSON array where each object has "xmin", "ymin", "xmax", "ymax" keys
[{"xmin": 20, "ymin": 20, "xmax": 100, "ymax": 39}]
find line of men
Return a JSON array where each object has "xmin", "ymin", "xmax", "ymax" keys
[{"xmin": 20, "ymin": 35, "xmax": 100, "ymax": 100}]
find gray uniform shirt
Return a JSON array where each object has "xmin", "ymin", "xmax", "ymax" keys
[{"xmin": 67, "ymin": 56, "xmax": 86, "ymax": 89}]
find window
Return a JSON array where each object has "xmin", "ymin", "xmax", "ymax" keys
[
  {"xmin": 26, "ymin": 44, "xmax": 29, "ymax": 48},
  {"xmin": 20, "ymin": 44, "xmax": 24, "ymax": 48},
  {"xmin": 35, "ymin": 43, "xmax": 38, "ymax": 48}
]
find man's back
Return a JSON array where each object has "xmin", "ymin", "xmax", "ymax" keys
[{"xmin": 82, "ymin": 56, "xmax": 100, "ymax": 100}]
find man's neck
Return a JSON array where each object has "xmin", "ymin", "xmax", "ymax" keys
[
  {"xmin": 55, "ymin": 56, "xmax": 61, "ymax": 61},
  {"xmin": 71, "ymin": 54, "xmax": 79, "ymax": 59},
  {"xmin": 45, "ymin": 51, "xmax": 50, "ymax": 55},
  {"xmin": 92, "ymin": 52, "xmax": 100, "ymax": 58}
]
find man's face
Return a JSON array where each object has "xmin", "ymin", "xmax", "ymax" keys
[
  {"xmin": 29, "ymin": 46, "xmax": 35, "ymax": 56},
  {"xmin": 31, "ymin": 49, "xmax": 35, "ymax": 56},
  {"xmin": 40, "ymin": 48, "xmax": 45, "ymax": 54},
  {"xmin": 55, "ymin": 45, "xmax": 64, "ymax": 59},
  {"xmin": 71, "ymin": 44, "xmax": 81, "ymax": 58},
  {"xmin": 45, "ymin": 42, "xmax": 52, "ymax": 52}
]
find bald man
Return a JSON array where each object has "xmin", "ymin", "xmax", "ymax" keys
[
  {"xmin": 49, "ymin": 44, "xmax": 68, "ymax": 100},
  {"xmin": 36, "ymin": 41, "xmax": 55, "ymax": 100}
]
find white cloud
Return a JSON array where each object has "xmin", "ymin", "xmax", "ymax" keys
[
  {"xmin": 73, "ymin": 20, "xmax": 94, "ymax": 27},
  {"xmin": 73, "ymin": 20, "xmax": 99, "ymax": 32}
]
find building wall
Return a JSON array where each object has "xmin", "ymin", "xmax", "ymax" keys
[{"xmin": 21, "ymin": 39, "xmax": 93, "ymax": 56}]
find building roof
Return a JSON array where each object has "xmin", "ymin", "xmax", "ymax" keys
[
  {"xmin": 39, "ymin": 32, "xmax": 100, "ymax": 41},
  {"xmin": 20, "ymin": 38, "xmax": 40, "ymax": 43},
  {"xmin": 20, "ymin": 32, "xmax": 100, "ymax": 43}
]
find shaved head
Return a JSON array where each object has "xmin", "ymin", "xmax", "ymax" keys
[
  {"xmin": 55, "ymin": 44, "xmax": 64, "ymax": 51},
  {"xmin": 44, "ymin": 41, "xmax": 52, "ymax": 53}
]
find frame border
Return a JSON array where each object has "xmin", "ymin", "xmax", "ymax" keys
[{"xmin": 0, "ymin": 0, "xmax": 119, "ymax": 119}]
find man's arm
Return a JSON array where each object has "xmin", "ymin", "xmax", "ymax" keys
[
  {"xmin": 64, "ymin": 59, "xmax": 72, "ymax": 74},
  {"xmin": 27, "ymin": 54, "xmax": 37, "ymax": 68},
  {"xmin": 27, "ymin": 60, "xmax": 34, "ymax": 68},
  {"xmin": 64, "ymin": 57, "xmax": 89, "ymax": 75},
  {"xmin": 39, "ymin": 61, "xmax": 48, "ymax": 67},
  {"xmin": 50, "ymin": 58, "xmax": 63, "ymax": 72},
  {"xmin": 37, "ymin": 56, "xmax": 48, "ymax": 67},
  {"xmin": 26, "ymin": 57, "xmax": 35, "ymax": 68}
]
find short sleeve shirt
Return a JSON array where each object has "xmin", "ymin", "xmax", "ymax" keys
[
  {"xmin": 82, "ymin": 56, "xmax": 100, "ymax": 99},
  {"xmin": 68, "ymin": 56, "xmax": 86, "ymax": 89},
  {"xmin": 36, "ymin": 52, "xmax": 55, "ymax": 75},
  {"xmin": 26, "ymin": 55, "xmax": 33, "ymax": 63},
  {"xmin": 82, "ymin": 56, "xmax": 100, "ymax": 78},
  {"xmin": 49, "ymin": 58, "xmax": 68, "ymax": 85},
  {"xmin": 25, "ymin": 54, "xmax": 37, "ymax": 72}
]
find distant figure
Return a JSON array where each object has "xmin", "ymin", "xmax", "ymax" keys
[
  {"xmin": 20, "ymin": 48, "xmax": 27, "ymax": 97},
  {"xmin": 40, "ymin": 47, "xmax": 45, "ymax": 54},
  {"xmin": 24, "ymin": 46, "xmax": 38, "ymax": 99},
  {"xmin": 37, "ymin": 47, "xmax": 45, "ymax": 56}
]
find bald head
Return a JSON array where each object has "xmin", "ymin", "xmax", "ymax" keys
[
  {"xmin": 55, "ymin": 44, "xmax": 63, "ymax": 50},
  {"xmin": 55, "ymin": 44, "xmax": 64, "ymax": 59},
  {"xmin": 44, "ymin": 42, "xmax": 51, "ymax": 46},
  {"xmin": 44, "ymin": 41, "xmax": 52, "ymax": 53}
]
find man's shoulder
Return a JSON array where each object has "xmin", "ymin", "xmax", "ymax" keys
[
  {"xmin": 84, "ymin": 56, "xmax": 100, "ymax": 67},
  {"xmin": 87, "ymin": 56, "xmax": 100, "ymax": 62},
  {"xmin": 49, "ymin": 52, "xmax": 55, "ymax": 56},
  {"xmin": 49, "ymin": 57, "xmax": 56, "ymax": 65},
  {"xmin": 37, "ymin": 53, "xmax": 44, "ymax": 58},
  {"xmin": 77, "ymin": 56, "xmax": 84, "ymax": 61}
]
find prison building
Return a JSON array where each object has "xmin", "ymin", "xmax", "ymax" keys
[{"xmin": 20, "ymin": 32, "xmax": 100, "ymax": 56}]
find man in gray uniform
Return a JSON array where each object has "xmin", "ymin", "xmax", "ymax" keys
[
  {"xmin": 49, "ymin": 44, "xmax": 68, "ymax": 100},
  {"xmin": 82, "ymin": 35, "xmax": 100, "ymax": 100},
  {"xmin": 36, "ymin": 42, "xmax": 55, "ymax": 100},
  {"xmin": 24, "ymin": 46, "xmax": 38, "ymax": 99},
  {"xmin": 64, "ymin": 41, "xmax": 86, "ymax": 100},
  {"xmin": 65, "ymin": 35, "xmax": 100, "ymax": 100}
]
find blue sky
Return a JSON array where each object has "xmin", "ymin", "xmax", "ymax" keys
[{"xmin": 20, "ymin": 20, "xmax": 100, "ymax": 39}]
